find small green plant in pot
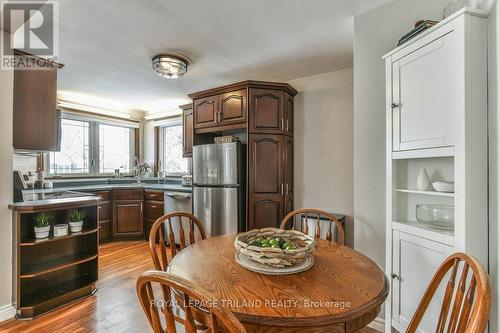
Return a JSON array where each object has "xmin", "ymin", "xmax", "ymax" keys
[
  {"xmin": 33, "ymin": 213, "xmax": 52, "ymax": 239},
  {"xmin": 69, "ymin": 210, "xmax": 86, "ymax": 233}
]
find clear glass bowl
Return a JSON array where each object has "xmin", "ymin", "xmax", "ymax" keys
[{"xmin": 416, "ymin": 204, "xmax": 454, "ymax": 230}]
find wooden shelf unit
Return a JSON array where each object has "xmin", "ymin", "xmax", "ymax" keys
[
  {"xmin": 11, "ymin": 198, "xmax": 100, "ymax": 319},
  {"xmin": 20, "ymin": 228, "xmax": 98, "ymax": 246}
]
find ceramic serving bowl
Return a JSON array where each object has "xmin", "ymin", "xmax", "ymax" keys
[{"xmin": 432, "ymin": 181, "xmax": 454, "ymax": 193}]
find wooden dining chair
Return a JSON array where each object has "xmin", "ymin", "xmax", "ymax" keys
[
  {"xmin": 149, "ymin": 211, "xmax": 207, "ymax": 271},
  {"xmin": 280, "ymin": 208, "xmax": 345, "ymax": 245},
  {"xmin": 406, "ymin": 252, "xmax": 491, "ymax": 333},
  {"xmin": 137, "ymin": 270, "xmax": 247, "ymax": 333}
]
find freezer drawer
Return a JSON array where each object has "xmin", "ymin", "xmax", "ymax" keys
[
  {"xmin": 193, "ymin": 142, "xmax": 240, "ymax": 186},
  {"xmin": 193, "ymin": 186, "xmax": 238, "ymax": 237}
]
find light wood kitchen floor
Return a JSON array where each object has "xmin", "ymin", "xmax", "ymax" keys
[{"xmin": 0, "ymin": 241, "xmax": 380, "ymax": 333}]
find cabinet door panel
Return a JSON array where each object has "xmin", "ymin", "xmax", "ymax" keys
[
  {"xmin": 194, "ymin": 96, "xmax": 218, "ymax": 129},
  {"xmin": 392, "ymin": 32, "xmax": 459, "ymax": 151},
  {"xmin": 219, "ymin": 89, "xmax": 247, "ymax": 125},
  {"xmin": 248, "ymin": 197, "xmax": 283, "ymax": 230},
  {"xmin": 112, "ymin": 201, "xmax": 144, "ymax": 237},
  {"xmin": 14, "ymin": 68, "xmax": 60, "ymax": 151},
  {"xmin": 249, "ymin": 89, "xmax": 284, "ymax": 134},
  {"xmin": 392, "ymin": 231, "xmax": 453, "ymax": 332},
  {"xmin": 248, "ymin": 134, "xmax": 284, "ymax": 229},
  {"xmin": 249, "ymin": 134, "xmax": 283, "ymax": 194},
  {"xmin": 182, "ymin": 108, "xmax": 193, "ymax": 157}
]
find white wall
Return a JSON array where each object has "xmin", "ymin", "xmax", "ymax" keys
[
  {"xmin": 488, "ymin": 0, "xmax": 499, "ymax": 330},
  {"xmin": 0, "ymin": 30, "xmax": 15, "ymax": 320},
  {"xmin": 142, "ymin": 119, "xmax": 155, "ymax": 164},
  {"xmin": 288, "ymin": 68, "xmax": 354, "ymax": 246}
]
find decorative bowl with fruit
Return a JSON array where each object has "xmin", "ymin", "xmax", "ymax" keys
[{"xmin": 234, "ymin": 228, "xmax": 316, "ymax": 269}]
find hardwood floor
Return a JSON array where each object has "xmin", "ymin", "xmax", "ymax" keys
[{"xmin": 0, "ymin": 241, "xmax": 381, "ymax": 332}]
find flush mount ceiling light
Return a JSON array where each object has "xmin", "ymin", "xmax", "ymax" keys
[{"xmin": 152, "ymin": 53, "xmax": 190, "ymax": 79}]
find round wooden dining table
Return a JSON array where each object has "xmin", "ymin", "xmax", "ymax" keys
[{"xmin": 167, "ymin": 234, "xmax": 388, "ymax": 333}]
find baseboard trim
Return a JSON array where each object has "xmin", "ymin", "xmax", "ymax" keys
[
  {"xmin": 0, "ymin": 304, "xmax": 16, "ymax": 322},
  {"xmin": 368, "ymin": 316, "xmax": 385, "ymax": 332}
]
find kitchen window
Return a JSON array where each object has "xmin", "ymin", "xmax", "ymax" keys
[
  {"xmin": 49, "ymin": 114, "xmax": 137, "ymax": 176},
  {"xmin": 49, "ymin": 119, "xmax": 91, "ymax": 174},
  {"xmin": 99, "ymin": 124, "xmax": 134, "ymax": 173},
  {"xmin": 159, "ymin": 120, "xmax": 189, "ymax": 176}
]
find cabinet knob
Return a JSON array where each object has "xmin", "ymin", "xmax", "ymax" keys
[
  {"xmin": 391, "ymin": 103, "xmax": 401, "ymax": 109},
  {"xmin": 391, "ymin": 273, "xmax": 399, "ymax": 280}
]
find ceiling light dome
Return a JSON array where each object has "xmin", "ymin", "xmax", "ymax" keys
[{"xmin": 152, "ymin": 53, "xmax": 190, "ymax": 79}]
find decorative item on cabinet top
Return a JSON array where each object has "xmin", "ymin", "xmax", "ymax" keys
[
  {"xmin": 214, "ymin": 135, "xmax": 240, "ymax": 143},
  {"xmin": 397, "ymin": 20, "xmax": 438, "ymax": 46}
]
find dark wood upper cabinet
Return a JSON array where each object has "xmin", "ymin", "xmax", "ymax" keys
[
  {"xmin": 219, "ymin": 89, "xmax": 247, "ymax": 125},
  {"xmin": 193, "ymin": 95, "xmax": 218, "ymax": 129},
  {"xmin": 13, "ymin": 54, "xmax": 63, "ymax": 151},
  {"xmin": 249, "ymin": 89, "xmax": 284, "ymax": 134},
  {"xmin": 181, "ymin": 103, "xmax": 193, "ymax": 158},
  {"xmin": 13, "ymin": 51, "xmax": 63, "ymax": 151},
  {"xmin": 192, "ymin": 89, "xmax": 247, "ymax": 132}
]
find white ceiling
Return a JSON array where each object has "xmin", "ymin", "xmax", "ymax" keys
[{"xmin": 55, "ymin": 0, "xmax": 394, "ymax": 115}]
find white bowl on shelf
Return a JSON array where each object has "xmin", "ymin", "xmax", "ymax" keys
[{"xmin": 432, "ymin": 181, "xmax": 454, "ymax": 193}]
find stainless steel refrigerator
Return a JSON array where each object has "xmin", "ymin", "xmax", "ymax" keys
[{"xmin": 193, "ymin": 142, "xmax": 246, "ymax": 237}]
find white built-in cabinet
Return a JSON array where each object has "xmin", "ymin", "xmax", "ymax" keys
[{"xmin": 383, "ymin": 8, "xmax": 488, "ymax": 333}]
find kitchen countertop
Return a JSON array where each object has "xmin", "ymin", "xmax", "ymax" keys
[
  {"xmin": 10, "ymin": 193, "xmax": 101, "ymax": 209},
  {"xmin": 22, "ymin": 182, "xmax": 193, "ymax": 195}
]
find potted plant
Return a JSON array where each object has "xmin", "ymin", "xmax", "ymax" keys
[
  {"xmin": 69, "ymin": 210, "xmax": 86, "ymax": 233},
  {"xmin": 34, "ymin": 213, "xmax": 51, "ymax": 239}
]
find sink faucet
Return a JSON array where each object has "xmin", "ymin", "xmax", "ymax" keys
[{"xmin": 134, "ymin": 156, "xmax": 141, "ymax": 183}]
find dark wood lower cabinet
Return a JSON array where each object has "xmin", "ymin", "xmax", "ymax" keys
[
  {"xmin": 99, "ymin": 221, "xmax": 111, "ymax": 243},
  {"xmin": 85, "ymin": 189, "xmax": 162, "ymax": 241},
  {"xmin": 112, "ymin": 201, "xmax": 144, "ymax": 239},
  {"xmin": 143, "ymin": 190, "xmax": 164, "ymax": 241}
]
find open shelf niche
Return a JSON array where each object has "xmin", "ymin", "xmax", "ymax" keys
[{"xmin": 393, "ymin": 156, "xmax": 455, "ymax": 240}]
